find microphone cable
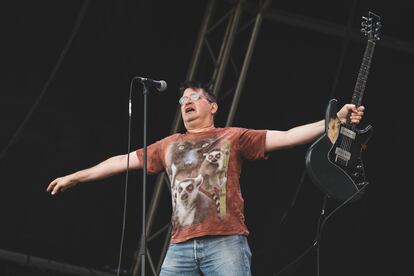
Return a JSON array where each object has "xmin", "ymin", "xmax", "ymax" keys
[
  {"xmin": 116, "ymin": 77, "xmax": 139, "ymax": 276},
  {"xmin": 274, "ymin": 184, "xmax": 369, "ymax": 276}
]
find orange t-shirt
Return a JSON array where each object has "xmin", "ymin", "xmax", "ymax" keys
[{"xmin": 136, "ymin": 127, "xmax": 267, "ymax": 243}]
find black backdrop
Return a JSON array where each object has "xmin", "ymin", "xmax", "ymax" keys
[{"xmin": 1, "ymin": 1, "xmax": 411, "ymax": 275}]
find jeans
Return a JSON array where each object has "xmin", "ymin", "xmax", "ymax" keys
[{"xmin": 160, "ymin": 235, "xmax": 252, "ymax": 276}]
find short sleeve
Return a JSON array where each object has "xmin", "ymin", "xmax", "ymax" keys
[
  {"xmin": 135, "ymin": 140, "xmax": 165, "ymax": 174},
  {"xmin": 238, "ymin": 128, "xmax": 268, "ymax": 160}
]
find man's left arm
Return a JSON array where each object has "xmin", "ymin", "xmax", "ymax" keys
[{"xmin": 265, "ymin": 104, "xmax": 365, "ymax": 152}]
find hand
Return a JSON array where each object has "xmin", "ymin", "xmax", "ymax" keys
[
  {"xmin": 337, "ymin": 104, "xmax": 365, "ymax": 124},
  {"xmin": 47, "ymin": 175, "xmax": 78, "ymax": 195}
]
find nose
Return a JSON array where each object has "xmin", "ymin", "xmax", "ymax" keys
[
  {"xmin": 181, "ymin": 193, "xmax": 188, "ymax": 200},
  {"xmin": 185, "ymin": 98, "xmax": 195, "ymax": 105}
]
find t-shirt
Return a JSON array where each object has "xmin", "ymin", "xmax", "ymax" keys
[{"xmin": 136, "ymin": 127, "xmax": 267, "ymax": 243}]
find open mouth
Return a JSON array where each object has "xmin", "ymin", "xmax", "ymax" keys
[{"xmin": 185, "ymin": 106, "xmax": 195, "ymax": 113}]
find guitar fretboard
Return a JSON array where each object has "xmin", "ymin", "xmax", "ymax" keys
[
  {"xmin": 347, "ymin": 39, "xmax": 376, "ymax": 130},
  {"xmin": 352, "ymin": 40, "xmax": 376, "ymax": 107}
]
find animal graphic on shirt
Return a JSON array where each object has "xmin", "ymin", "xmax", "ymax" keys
[
  {"xmin": 166, "ymin": 138, "xmax": 230, "ymax": 228},
  {"xmin": 167, "ymin": 139, "xmax": 219, "ymax": 183},
  {"xmin": 199, "ymin": 148, "xmax": 228, "ymax": 215},
  {"xmin": 171, "ymin": 141, "xmax": 200, "ymax": 169},
  {"xmin": 174, "ymin": 174, "xmax": 213, "ymax": 227}
]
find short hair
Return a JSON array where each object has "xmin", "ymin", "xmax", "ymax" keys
[{"xmin": 179, "ymin": 80, "xmax": 217, "ymax": 103}]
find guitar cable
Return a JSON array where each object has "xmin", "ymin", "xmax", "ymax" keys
[
  {"xmin": 314, "ymin": 184, "xmax": 369, "ymax": 276},
  {"xmin": 274, "ymin": 183, "xmax": 369, "ymax": 276}
]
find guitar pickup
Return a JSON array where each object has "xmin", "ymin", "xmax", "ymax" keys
[
  {"xmin": 340, "ymin": 127, "xmax": 356, "ymax": 139},
  {"xmin": 335, "ymin": 147, "xmax": 351, "ymax": 165}
]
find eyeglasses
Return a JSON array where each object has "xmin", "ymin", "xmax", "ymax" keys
[{"xmin": 179, "ymin": 93, "xmax": 210, "ymax": 105}]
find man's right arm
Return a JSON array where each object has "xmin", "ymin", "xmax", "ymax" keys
[{"xmin": 46, "ymin": 152, "xmax": 141, "ymax": 195}]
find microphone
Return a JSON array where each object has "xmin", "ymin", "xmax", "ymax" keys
[{"xmin": 137, "ymin": 77, "xmax": 167, "ymax": 92}]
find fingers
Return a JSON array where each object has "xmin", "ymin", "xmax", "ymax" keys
[
  {"xmin": 46, "ymin": 178, "xmax": 64, "ymax": 195},
  {"xmin": 350, "ymin": 105, "xmax": 365, "ymax": 123},
  {"xmin": 345, "ymin": 104, "xmax": 364, "ymax": 112},
  {"xmin": 52, "ymin": 184, "xmax": 60, "ymax": 195},
  {"xmin": 344, "ymin": 104, "xmax": 364, "ymax": 124},
  {"xmin": 350, "ymin": 115, "xmax": 362, "ymax": 123},
  {"xmin": 46, "ymin": 179, "xmax": 57, "ymax": 193},
  {"xmin": 47, "ymin": 179, "xmax": 58, "ymax": 195}
]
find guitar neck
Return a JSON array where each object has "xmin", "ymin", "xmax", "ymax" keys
[
  {"xmin": 351, "ymin": 40, "xmax": 376, "ymax": 107},
  {"xmin": 346, "ymin": 39, "xmax": 376, "ymax": 129}
]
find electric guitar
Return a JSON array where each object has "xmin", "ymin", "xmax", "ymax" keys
[{"xmin": 305, "ymin": 12, "xmax": 381, "ymax": 203}]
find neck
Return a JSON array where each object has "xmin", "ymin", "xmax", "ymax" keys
[{"xmin": 186, "ymin": 124, "xmax": 215, "ymax": 133}]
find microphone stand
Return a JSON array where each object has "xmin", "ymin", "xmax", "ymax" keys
[
  {"xmin": 133, "ymin": 77, "xmax": 165, "ymax": 276},
  {"xmin": 139, "ymin": 81, "xmax": 149, "ymax": 276}
]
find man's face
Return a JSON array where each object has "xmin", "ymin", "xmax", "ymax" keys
[{"xmin": 180, "ymin": 88, "xmax": 217, "ymax": 130}]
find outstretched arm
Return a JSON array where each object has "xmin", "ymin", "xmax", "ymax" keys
[
  {"xmin": 46, "ymin": 152, "xmax": 141, "ymax": 195},
  {"xmin": 265, "ymin": 104, "xmax": 365, "ymax": 152}
]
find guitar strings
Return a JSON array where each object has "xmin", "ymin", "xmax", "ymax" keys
[{"xmin": 338, "ymin": 40, "xmax": 374, "ymax": 162}]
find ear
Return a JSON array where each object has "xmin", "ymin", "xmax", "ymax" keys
[{"xmin": 210, "ymin": 102, "xmax": 218, "ymax": 115}]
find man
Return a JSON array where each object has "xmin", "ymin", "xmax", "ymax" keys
[{"xmin": 47, "ymin": 81, "xmax": 364, "ymax": 275}]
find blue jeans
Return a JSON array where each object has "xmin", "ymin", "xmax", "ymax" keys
[{"xmin": 160, "ymin": 235, "xmax": 252, "ymax": 276}]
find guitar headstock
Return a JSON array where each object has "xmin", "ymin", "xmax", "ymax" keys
[{"xmin": 361, "ymin": 11, "xmax": 381, "ymax": 41}]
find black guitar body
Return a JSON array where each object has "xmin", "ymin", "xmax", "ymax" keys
[{"xmin": 305, "ymin": 99, "xmax": 373, "ymax": 202}]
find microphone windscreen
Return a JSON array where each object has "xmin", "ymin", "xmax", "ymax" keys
[{"xmin": 158, "ymin": 80, "xmax": 167, "ymax": 92}]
